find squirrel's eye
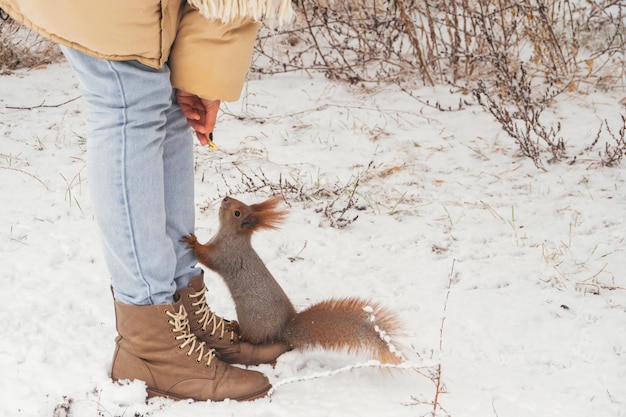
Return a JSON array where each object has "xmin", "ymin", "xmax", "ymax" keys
[{"xmin": 234, "ymin": 210, "xmax": 241, "ymax": 217}]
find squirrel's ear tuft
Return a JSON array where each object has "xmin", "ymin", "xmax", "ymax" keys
[{"xmin": 247, "ymin": 195, "xmax": 288, "ymax": 232}]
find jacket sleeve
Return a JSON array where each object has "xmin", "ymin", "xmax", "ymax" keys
[{"xmin": 169, "ymin": 4, "xmax": 259, "ymax": 102}]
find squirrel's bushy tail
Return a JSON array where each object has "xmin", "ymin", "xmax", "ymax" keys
[{"xmin": 281, "ymin": 297, "xmax": 405, "ymax": 364}]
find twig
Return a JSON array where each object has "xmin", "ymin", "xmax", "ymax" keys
[
  {"xmin": 492, "ymin": 399, "xmax": 501, "ymax": 417},
  {"xmin": 5, "ymin": 95, "xmax": 81, "ymax": 110},
  {"xmin": 221, "ymin": 102, "xmax": 426, "ymax": 123},
  {"xmin": 300, "ymin": 1, "xmax": 331, "ymax": 73},
  {"xmin": 433, "ymin": 259, "xmax": 455, "ymax": 416},
  {"xmin": 288, "ymin": 240, "xmax": 308, "ymax": 262},
  {"xmin": 394, "ymin": 0, "xmax": 435, "ymax": 86},
  {"xmin": 399, "ymin": 85, "xmax": 469, "ymax": 112}
]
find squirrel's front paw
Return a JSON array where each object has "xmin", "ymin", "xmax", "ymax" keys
[{"xmin": 180, "ymin": 234, "xmax": 198, "ymax": 249}]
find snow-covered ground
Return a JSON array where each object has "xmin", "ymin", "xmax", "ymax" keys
[{"xmin": 1, "ymin": 62, "xmax": 625, "ymax": 417}]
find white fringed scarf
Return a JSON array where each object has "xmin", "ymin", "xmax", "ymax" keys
[{"xmin": 188, "ymin": 0, "xmax": 293, "ymax": 25}]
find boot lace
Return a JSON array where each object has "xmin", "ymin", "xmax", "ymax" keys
[
  {"xmin": 189, "ymin": 286, "xmax": 237, "ymax": 343},
  {"xmin": 166, "ymin": 305, "xmax": 217, "ymax": 367}
]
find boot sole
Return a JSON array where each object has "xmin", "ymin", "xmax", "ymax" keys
[{"xmin": 146, "ymin": 383, "xmax": 272, "ymax": 402}]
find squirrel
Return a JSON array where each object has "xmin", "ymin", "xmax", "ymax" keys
[{"xmin": 182, "ymin": 195, "xmax": 404, "ymax": 364}]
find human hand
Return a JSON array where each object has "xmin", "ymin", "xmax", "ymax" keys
[{"xmin": 176, "ymin": 90, "xmax": 221, "ymax": 147}]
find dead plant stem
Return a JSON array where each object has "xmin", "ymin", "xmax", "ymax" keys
[{"xmin": 433, "ymin": 258, "xmax": 455, "ymax": 416}]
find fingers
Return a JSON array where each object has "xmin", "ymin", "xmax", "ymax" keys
[
  {"xmin": 186, "ymin": 117, "xmax": 207, "ymax": 134},
  {"xmin": 176, "ymin": 91, "xmax": 201, "ymax": 121},
  {"xmin": 176, "ymin": 90, "xmax": 221, "ymax": 147},
  {"xmin": 202, "ymin": 98, "xmax": 221, "ymax": 136},
  {"xmin": 195, "ymin": 131, "xmax": 210, "ymax": 146}
]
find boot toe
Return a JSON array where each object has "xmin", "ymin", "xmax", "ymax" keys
[{"xmin": 218, "ymin": 366, "xmax": 272, "ymax": 401}]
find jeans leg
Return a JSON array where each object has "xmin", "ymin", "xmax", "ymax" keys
[
  {"xmin": 163, "ymin": 93, "xmax": 202, "ymax": 291},
  {"xmin": 62, "ymin": 47, "xmax": 201, "ymax": 305}
]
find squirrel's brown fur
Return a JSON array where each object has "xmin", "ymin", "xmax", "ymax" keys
[{"xmin": 182, "ymin": 195, "xmax": 404, "ymax": 364}]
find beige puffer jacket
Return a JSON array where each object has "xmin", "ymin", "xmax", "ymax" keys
[{"xmin": 0, "ymin": 0, "xmax": 264, "ymax": 101}]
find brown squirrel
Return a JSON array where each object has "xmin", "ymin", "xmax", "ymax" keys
[{"xmin": 182, "ymin": 195, "xmax": 404, "ymax": 364}]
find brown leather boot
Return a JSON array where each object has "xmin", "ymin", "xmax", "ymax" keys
[
  {"xmin": 177, "ymin": 275, "xmax": 289, "ymax": 366},
  {"xmin": 111, "ymin": 298, "xmax": 271, "ymax": 401}
]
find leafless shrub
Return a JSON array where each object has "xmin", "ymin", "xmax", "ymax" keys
[
  {"xmin": 584, "ymin": 116, "xmax": 626, "ymax": 167},
  {"xmin": 472, "ymin": 65, "xmax": 566, "ymax": 170},
  {"xmin": 256, "ymin": 0, "xmax": 624, "ymax": 84},
  {"xmin": 0, "ymin": 16, "xmax": 62, "ymax": 74},
  {"xmin": 254, "ymin": 0, "xmax": 626, "ymax": 168},
  {"xmin": 315, "ymin": 176, "xmax": 362, "ymax": 229},
  {"xmin": 203, "ymin": 163, "xmax": 372, "ymax": 228},
  {"xmin": 466, "ymin": 0, "xmax": 622, "ymax": 167},
  {"xmin": 253, "ymin": 0, "xmax": 437, "ymax": 84}
]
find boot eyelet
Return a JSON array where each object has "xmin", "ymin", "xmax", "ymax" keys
[
  {"xmin": 178, "ymin": 345, "xmax": 184, "ymax": 350},
  {"xmin": 218, "ymin": 337, "xmax": 223, "ymax": 341},
  {"xmin": 205, "ymin": 363, "xmax": 211, "ymax": 368}
]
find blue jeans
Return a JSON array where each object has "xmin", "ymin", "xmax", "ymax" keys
[{"xmin": 62, "ymin": 46, "xmax": 202, "ymax": 305}]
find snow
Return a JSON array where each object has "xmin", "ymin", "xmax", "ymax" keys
[{"xmin": 1, "ymin": 62, "xmax": 625, "ymax": 417}]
